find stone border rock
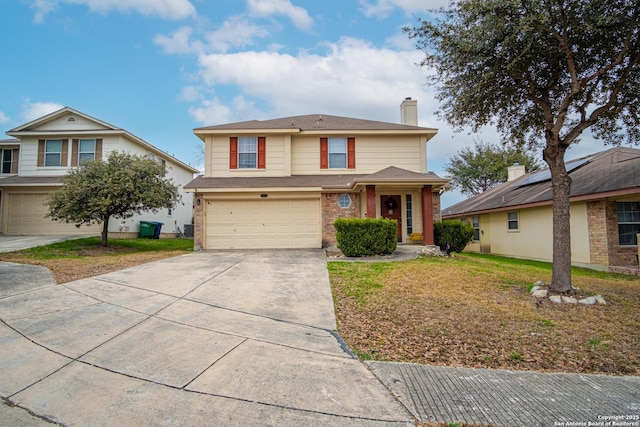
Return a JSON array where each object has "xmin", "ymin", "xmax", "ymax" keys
[{"xmin": 529, "ymin": 280, "xmax": 607, "ymax": 305}]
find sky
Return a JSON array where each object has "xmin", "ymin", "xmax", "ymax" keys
[{"xmin": 0, "ymin": 0, "xmax": 607, "ymax": 208}]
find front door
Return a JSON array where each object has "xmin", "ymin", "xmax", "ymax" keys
[{"xmin": 381, "ymin": 195, "xmax": 402, "ymax": 241}]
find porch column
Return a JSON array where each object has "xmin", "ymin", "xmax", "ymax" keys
[
  {"xmin": 422, "ymin": 185, "xmax": 434, "ymax": 245},
  {"xmin": 366, "ymin": 185, "xmax": 376, "ymax": 218}
]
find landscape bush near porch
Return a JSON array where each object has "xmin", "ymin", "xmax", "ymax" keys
[{"xmin": 334, "ymin": 218, "xmax": 397, "ymax": 257}]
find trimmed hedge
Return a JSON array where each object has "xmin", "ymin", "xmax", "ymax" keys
[
  {"xmin": 433, "ymin": 220, "xmax": 475, "ymax": 254},
  {"xmin": 334, "ymin": 218, "xmax": 397, "ymax": 257}
]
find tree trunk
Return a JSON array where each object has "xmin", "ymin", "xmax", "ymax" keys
[
  {"xmin": 544, "ymin": 145, "xmax": 573, "ymax": 293},
  {"xmin": 101, "ymin": 216, "xmax": 110, "ymax": 247}
]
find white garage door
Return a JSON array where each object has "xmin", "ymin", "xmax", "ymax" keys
[
  {"xmin": 205, "ymin": 198, "xmax": 321, "ymax": 249},
  {"xmin": 6, "ymin": 193, "xmax": 101, "ymax": 235}
]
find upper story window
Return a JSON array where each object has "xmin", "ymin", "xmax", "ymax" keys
[
  {"xmin": 617, "ymin": 201, "xmax": 640, "ymax": 246},
  {"xmin": 78, "ymin": 139, "xmax": 96, "ymax": 164},
  {"xmin": 45, "ymin": 140, "xmax": 63, "ymax": 166},
  {"xmin": 229, "ymin": 136, "xmax": 266, "ymax": 169},
  {"xmin": 320, "ymin": 137, "xmax": 355, "ymax": 169},
  {"xmin": 507, "ymin": 211, "xmax": 519, "ymax": 231},
  {"xmin": 1, "ymin": 149, "xmax": 15, "ymax": 174},
  {"xmin": 329, "ymin": 138, "xmax": 347, "ymax": 168},
  {"xmin": 238, "ymin": 137, "xmax": 257, "ymax": 168}
]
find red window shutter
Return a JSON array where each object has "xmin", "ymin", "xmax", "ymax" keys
[
  {"xmin": 37, "ymin": 139, "xmax": 45, "ymax": 167},
  {"xmin": 71, "ymin": 139, "xmax": 79, "ymax": 166},
  {"xmin": 320, "ymin": 137, "xmax": 328, "ymax": 169},
  {"xmin": 229, "ymin": 137, "xmax": 238, "ymax": 169},
  {"xmin": 347, "ymin": 137, "xmax": 356, "ymax": 169},
  {"xmin": 258, "ymin": 136, "xmax": 266, "ymax": 169}
]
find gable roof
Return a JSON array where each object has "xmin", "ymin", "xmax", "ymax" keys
[
  {"xmin": 7, "ymin": 107, "xmax": 199, "ymax": 173},
  {"xmin": 442, "ymin": 147, "xmax": 640, "ymax": 217},
  {"xmin": 194, "ymin": 114, "xmax": 438, "ymax": 140}
]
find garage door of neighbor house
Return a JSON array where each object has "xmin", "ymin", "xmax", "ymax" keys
[
  {"xmin": 205, "ymin": 198, "xmax": 321, "ymax": 249},
  {"xmin": 6, "ymin": 193, "xmax": 101, "ymax": 235}
]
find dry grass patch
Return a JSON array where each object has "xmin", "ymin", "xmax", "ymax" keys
[
  {"xmin": 328, "ymin": 253, "xmax": 640, "ymax": 375},
  {"xmin": 0, "ymin": 237, "xmax": 193, "ymax": 284}
]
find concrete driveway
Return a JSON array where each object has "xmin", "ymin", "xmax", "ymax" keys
[{"xmin": 0, "ymin": 250, "xmax": 413, "ymax": 426}]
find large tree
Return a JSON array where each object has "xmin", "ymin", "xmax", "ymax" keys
[
  {"xmin": 407, "ymin": 0, "xmax": 640, "ymax": 293},
  {"xmin": 445, "ymin": 139, "xmax": 541, "ymax": 196},
  {"xmin": 47, "ymin": 152, "xmax": 181, "ymax": 246}
]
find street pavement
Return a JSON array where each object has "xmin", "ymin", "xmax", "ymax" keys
[{"xmin": 0, "ymin": 242, "xmax": 638, "ymax": 426}]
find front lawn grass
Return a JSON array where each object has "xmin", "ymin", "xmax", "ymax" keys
[
  {"xmin": 0, "ymin": 237, "xmax": 193, "ymax": 283},
  {"xmin": 328, "ymin": 252, "xmax": 640, "ymax": 375}
]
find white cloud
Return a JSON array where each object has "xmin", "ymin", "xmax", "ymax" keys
[
  {"xmin": 30, "ymin": 0, "xmax": 196, "ymax": 22},
  {"xmin": 359, "ymin": 0, "xmax": 449, "ymax": 18},
  {"xmin": 247, "ymin": 0, "xmax": 313, "ymax": 30},
  {"xmin": 20, "ymin": 101, "xmax": 64, "ymax": 122},
  {"xmin": 189, "ymin": 95, "xmax": 262, "ymax": 125},
  {"xmin": 194, "ymin": 37, "xmax": 432, "ymax": 122},
  {"xmin": 155, "ymin": 18, "xmax": 269, "ymax": 55},
  {"xmin": 0, "ymin": 111, "xmax": 10, "ymax": 125},
  {"xmin": 154, "ymin": 26, "xmax": 203, "ymax": 54}
]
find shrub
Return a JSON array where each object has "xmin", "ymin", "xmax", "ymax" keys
[
  {"xmin": 334, "ymin": 218, "xmax": 397, "ymax": 257},
  {"xmin": 433, "ymin": 220, "xmax": 474, "ymax": 254}
]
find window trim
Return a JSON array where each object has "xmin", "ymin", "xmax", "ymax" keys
[
  {"xmin": 472, "ymin": 215, "xmax": 480, "ymax": 241},
  {"xmin": 507, "ymin": 211, "xmax": 519, "ymax": 231},
  {"xmin": 1, "ymin": 149, "xmax": 12, "ymax": 174},
  {"xmin": 617, "ymin": 201, "xmax": 640, "ymax": 246},
  {"xmin": 338, "ymin": 194, "xmax": 352, "ymax": 208},
  {"xmin": 45, "ymin": 139, "xmax": 63, "ymax": 167},
  {"xmin": 230, "ymin": 136, "xmax": 265, "ymax": 169},
  {"xmin": 320, "ymin": 137, "xmax": 355, "ymax": 169}
]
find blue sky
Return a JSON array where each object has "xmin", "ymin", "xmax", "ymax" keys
[{"xmin": 0, "ymin": 0, "xmax": 605, "ymax": 207}]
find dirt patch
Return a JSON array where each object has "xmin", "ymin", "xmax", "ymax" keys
[{"xmin": 329, "ymin": 255, "xmax": 640, "ymax": 375}]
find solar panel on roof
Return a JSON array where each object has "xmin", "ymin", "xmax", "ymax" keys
[{"xmin": 516, "ymin": 156, "xmax": 592, "ymax": 188}]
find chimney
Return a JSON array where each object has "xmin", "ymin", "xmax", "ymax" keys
[
  {"xmin": 508, "ymin": 163, "xmax": 526, "ymax": 181},
  {"xmin": 400, "ymin": 97, "xmax": 418, "ymax": 126}
]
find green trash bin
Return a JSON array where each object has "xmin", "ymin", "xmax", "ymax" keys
[{"xmin": 139, "ymin": 221, "xmax": 155, "ymax": 238}]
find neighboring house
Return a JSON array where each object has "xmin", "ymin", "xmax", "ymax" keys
[
  {"xmin": 185, "ymin": 98, "xmax": 449, "ymax": 250},
  {"xmin": 0, "ymin": 107, "xmax": 199, "ymax": 237},
  {"xmin": 442, "ymin": 147, "xmax": 640, "ymax": 274}
]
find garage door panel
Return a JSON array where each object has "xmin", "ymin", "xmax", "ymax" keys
[
  {"xmin": 205, "ymin": 199, "xmax": 321, "ymax": 249},
  {"xmin": 6, "ymin": 193, "xmax": 101, "ymax": 236}
]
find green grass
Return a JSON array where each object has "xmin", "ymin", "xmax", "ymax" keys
[
  {"xmin": 326, "ymin": 262, "xmax": 397, "ymax": 303},
  {"xmin": 12, "ymin": 237, "xmax": 194, "ymax": 260}
]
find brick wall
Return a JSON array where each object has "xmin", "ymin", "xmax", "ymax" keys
[
  {"xmin": 322, "ymin": 192, "xmax": 361, "ymax": 246},
  {"xmin": 587, "ymin": 200, "xmax": 608, "ymax": 266},
  {"xmin": 193, "ymin": 193, "xmax": 203, "ymax": 250},
  {"xmin": 432, "ymin": 192, "xmax": 442, "ymax": 222},
  {"xmin": 605, "ymin": 200, "xmax": 638, "ymax": 267}
]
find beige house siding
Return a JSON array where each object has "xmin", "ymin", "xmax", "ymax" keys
[
  {"xmin": 204, "ymin": 135, "xmax": 287, "ymax": 177},
  {"xmin": 291, "ymin": 135, "xmax": 426, "ymax": 175},
  {"xmin": 467, "ymin": 203, "xmax": 590, "ymax": 264}
]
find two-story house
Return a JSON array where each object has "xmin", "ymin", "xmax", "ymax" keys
[
  {"xmin": 185, "ymin": 98, "xmax": 449, "ymax": 250},
  {"xmin": 1, "ymin": 107, "xmax": 199, "ymax": 237}
]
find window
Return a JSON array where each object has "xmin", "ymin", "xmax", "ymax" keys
[
  {"xmin": 230, "ymin": 136, "xmax": 265, "ymax": 169},
  {"xmin": 45, "ymin": 140, "xmax": 63, "ymax": 166},
  {"xmin": 328, "ymin": 138, "xmax": 347, "ymax": 168},
  {"xmin": 320, "ymin": 137, "xmax": 355, "ymax": 169},
  {"xmin": 617, "ymin": 201, "xmax": 640, "ymax": 245},
  {"xmin": 78, "ymin": 139, "xmax": 96, "ymax": 164},
  {"xmin": 338, "ymin": 194, "xmax": 351, "ymax": 208},
  {"xmin": 472, "ymin": 215, "xmax": 480, "ymax": 240},
  {"xmin": 238, "ymin": 137, "xmax": 257, "ymax": 168},
  {"xmin": 507, "ymin": 211, "xmax": 519, "ymax": 230},
  {"xmin": 1, "ymin": 149, "xmax": 12, "ymax": 174},
  {"xmin": 406, "ymin": 195, "xmax": 413, "ymax": 234}
]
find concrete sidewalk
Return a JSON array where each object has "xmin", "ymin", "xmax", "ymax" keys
[
  {"xmin": 0, "ymin": 250, "xmax": 413, "ymax": 426},
  {"xmin": 0, "ymin": 235, "xmax": 94, "ymax": 253}
]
